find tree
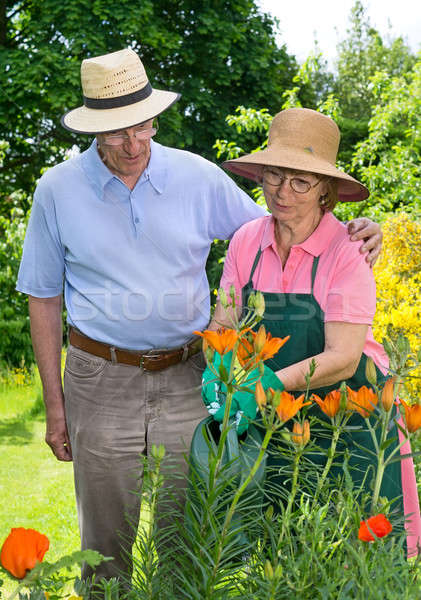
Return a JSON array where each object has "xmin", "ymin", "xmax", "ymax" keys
[
  {"xmin": 0, "ymin": 0, "xmax": 297, "ymax": 204},
  {"xmin": 335, "ymin": 58, "xmax": 421, "ymax": 222},
  {"xmin": 334, "ymin": 0, "xmax": 416, "ymax": 122}
]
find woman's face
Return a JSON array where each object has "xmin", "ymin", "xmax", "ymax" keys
[{"xmin": 262, "ymin": 167, "xmax": 328, "ymax": 227}]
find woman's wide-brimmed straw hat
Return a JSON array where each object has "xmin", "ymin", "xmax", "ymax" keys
[
  {"xmin": 223, "ymin": 108, "xmax": 369, "ymax": 202},
  {"xmin": 61, "ymin": 48, "xmax": 180, "ymax": 134}
]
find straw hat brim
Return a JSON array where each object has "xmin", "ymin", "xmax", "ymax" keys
[
  {"xmin": 61, "ymin": 88, "xmax": 180, "ymax": 134},
  {"xmin": 223, "ymin": 146, "xmax": 369, "ymax": 202}
]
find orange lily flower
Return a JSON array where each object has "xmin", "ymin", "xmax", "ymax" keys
[
  {"xmin": 0, "ymin": 527, "xmax": 49, "ymax": 579},
  {"xmin": 400, "ymin": 399, "xmax": 421, "ymax": 433},
  {"xmin": 237, "ymin": 329, "xmax": 289, "ymax": 368},
  {"xmin": 292, "ymin": 420, "xmax": 310, "ymax": 447},
  {"xmin": 312, "ymin": 389, "xmax": 341, "ymax": 418},
  {"xmin": 346, "ymin": 385, "xmax": 378, "ymax": 418},
  {"xmin": 358, "ymin": 514, "xmax": 392, "ymax": 542},
  {"xmin": 275, "ymin": 390, "xmax": 310, "ymax": 423},
  {"xmin": 237, "ymin": 330, "xmax": 256, "ymax": 367},
  {"xmin": 194, "ymin": 328, "xmax": 238, "ymax": 355},
  {"xmin": 259, "ymin": 332, "xmax": 290, "ymax": 361}
]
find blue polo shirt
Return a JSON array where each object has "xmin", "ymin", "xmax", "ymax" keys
[{"xmin": 17, "ymin": 140, "xmax": 265, "ymax": 349}]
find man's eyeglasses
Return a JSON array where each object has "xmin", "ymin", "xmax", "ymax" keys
[
  {"xmin": 102, "ymin": 121, "xmax": 159, "ymax": 146},
  {"xmin": 263, "ymin": 168, "xmax": 322, "ymax": 194}
]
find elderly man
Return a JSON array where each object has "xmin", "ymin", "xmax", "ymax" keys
[{"xmin": 16, "ymin": 48, "xmax": 382, "ymax": 583}]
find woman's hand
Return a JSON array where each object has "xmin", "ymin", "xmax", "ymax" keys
[{"xmin": 347, "ymin": 218, "xmax": 383, "ymax": 267}]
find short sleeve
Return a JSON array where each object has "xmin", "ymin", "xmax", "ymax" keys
[
  {"xmin": 324, "ymin": 241, "xmax": 376, "ymax": 324},
  {"xmin": 16, "ymin": 180, "xmax": 65, "ymax": 297},
  {"xmin": 219, "ymin": 233, "xmax": 243, "ymax": 300},
  {"xmin": 208, "ymin": 169, "xmax": 266, "ymax": 241}
]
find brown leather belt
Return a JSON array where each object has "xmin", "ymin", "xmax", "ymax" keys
[{"xmin": 69, "ymin": 327, "xmax": 201, "ymax": 372}]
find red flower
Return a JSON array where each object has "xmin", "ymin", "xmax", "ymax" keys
[
  {"xmin": 358, "ymin": 514, "xmax": 392, "ymax": 542},
  {"xmin": 0, "ymin": 527, "xmax": 49, "ymax": 579}
]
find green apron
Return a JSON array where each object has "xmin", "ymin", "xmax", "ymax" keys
[{"xmin": 242, "ymin": 247, "xmax": 402, "ymax": 508}]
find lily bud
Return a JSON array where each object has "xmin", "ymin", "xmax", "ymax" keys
[
  {"xmin": 218, "ymin": 287, "xmax": 228, "ymax": 308},
  {"xmin": 270, "ymin": 388, "xmax": 281, "ymax": 409},
  {"xmin": 292, "ymin": 420, "xmax": 310, "ymax": 447},
  {"xmin": 254, "ymin": 325, "xmax": 267, "ymax": 354},
  {"xmin": 265, "ymin": 505, "xmax": 274, "ymax": 521},
  {"xmin": 254, "ymin": 291, "xmax": 266, "ymax": 317},
  {"xmin": 247, "ymin": 293, "xmax": 256, "ymax": 309},
  {"xmin": 365, "ymin": 357, "xmax": 377, "ymax": 386},
  {"xmin": 229, "ymin": 284, "xmax": 237, "ymax": 304},
  {"xmin": 150, "ymin": 443, "xmax": 166, "ymax": 460},
  {"xmin": 339, "ymin": 381, "xmax": 348, "ymax": 412},
  {"xmin": 264, "ymin": 560, "xmax": 274, "ymax": 580},
  {"xmin": 255, "ymin": 380, "xmax": 267, "ymax": 411},
  {"xmin": 205, "ymin": 345, "xmax": 215, "ymax": 364},
  {"xmin": 258, "ymin": 361, "xmax": 265, "ymax": 377},
  {"xmin": 381, "ymin": 377, "xmax": 395, "ymax": 412}
]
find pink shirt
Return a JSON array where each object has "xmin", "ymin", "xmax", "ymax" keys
[{"xmin": 220, "ymin": 212, "xmax": 388, "ymax": 372}]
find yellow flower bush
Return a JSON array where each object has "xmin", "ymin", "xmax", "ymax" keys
[{"xmin": 374, "ymin": 213, "xmax": 421, "ymax": 400}]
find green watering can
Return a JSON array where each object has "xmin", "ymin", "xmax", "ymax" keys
[{"xmin": 187, "ymin": 416, "xmax": 267, "ymax": 560}]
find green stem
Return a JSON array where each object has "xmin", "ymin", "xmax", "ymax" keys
[
  {"xmin": 312, "ymin": 421, "xmax": 341, "ymax": 508},
  {"xmin": 206, "ymin": 427, "xmax": 274, "ymax": 597},
  {"xmin": 285, "ymin": 452, "xmax": 301, "ymax": 519},
  {"xmin": 369, "ymin": 407, "xmax": 392, "ymax": 512},
  {"xmin": 277, "ymin": 449, "xmax": 301, "ymax": 550}
]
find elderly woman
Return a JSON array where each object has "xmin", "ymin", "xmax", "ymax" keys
[{"xmin": 204, "ymin": 108, "xmax": 421, "ymax": 551}]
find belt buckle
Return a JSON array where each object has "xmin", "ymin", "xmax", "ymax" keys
[{"xmin": 140, "ymin": 351, "xmax": 163, "ymax": 372}]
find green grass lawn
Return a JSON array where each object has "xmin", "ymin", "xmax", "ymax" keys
[
  {"xmin": 0, "ymin": 376, "xmax": 79, "ymax": 595},
  {"xmin": 1, "ymin": 368, "xmax": 421, "ymax": 597}
]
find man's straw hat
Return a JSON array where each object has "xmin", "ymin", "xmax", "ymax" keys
[
  {"xmin": 61, "ymin": 48, "xmax": 180, "ymax": 134},
  {"xmin": 223, "ymin": 108, "xmax": 369, "ymax": 202}
]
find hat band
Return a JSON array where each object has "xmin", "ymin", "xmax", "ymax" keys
[{"xmin": 83, "ymin": 82, "xmax": 153, "ymax": 110}]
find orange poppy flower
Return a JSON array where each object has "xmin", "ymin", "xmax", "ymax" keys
[
  {"xmin": 358, "ymin": 514, "xmax": 392, "ymax": 542},
  {"xmin": 346, "ymin": 385, "xmax": 378, "ymax": 418},
  {"xmin": 194, "ymin": 328, "xmax": 238, "ymax": 355},
  {"xmin": 0, "ymin": 527, "xmax": 49, "ymax": 579},
  {"xmin": 237, "ymin": 329, "xmax": 289, "ymax": 368},
  {"xmin": 292, "ymin": 420, "xmax": 310, "ymax": 447},
  {"xmin": 275, "ymin": 391, "xmax": 309, "ymax": 423},
  {"xmin": 400, "ymin": 399, "xmax": 421, "ymax": 433},
  {"xmin": 312, "ymin": 390, "xmax": 341, "ymax": 418}
]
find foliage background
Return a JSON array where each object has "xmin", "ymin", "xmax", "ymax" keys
[{"xmin": 0, "ymin": 0, "xmax": 420, "ymax": 401}]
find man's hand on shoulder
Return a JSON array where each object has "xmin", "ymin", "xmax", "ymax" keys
[
  {"xmin": 45, "ymin": 398, "xmax": 72, "ymax": 462},
  {"xmin": 347, "ymin": 217, "xmax": 383, "ymax": 267}
]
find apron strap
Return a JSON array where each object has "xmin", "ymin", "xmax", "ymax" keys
[
  {"xmin": 311, "ymin": 256, "xmax": 320, "ymax": 295},
  {"xmin": 247, "ymin": 247, "xmax": 263, "ymax": 285}
]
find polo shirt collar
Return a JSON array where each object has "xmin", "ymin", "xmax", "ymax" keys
[
  {"xmin": 143, "ymin": 140, "xmax": 167, "ymax": 194},
  {"xmin": 261, "ymin": 212, "xmax": 339, "ymax": 257},
  {"xmin": 81, "ymin": 138, "xmax": 168, "ymax": 198}
]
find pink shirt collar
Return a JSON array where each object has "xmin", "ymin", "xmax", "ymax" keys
[{"xmin": 261, "ymin": 212, "xmax": 341, "ymax": 257}]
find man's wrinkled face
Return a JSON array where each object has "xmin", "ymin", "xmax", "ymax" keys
[{"xmin": 96, "ymin": 119, "xmax": 155, "ymax": 187}]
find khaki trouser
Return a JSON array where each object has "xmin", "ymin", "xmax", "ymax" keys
[{"xmin": 64, "ymin": 343, "xmax": 208, "ymax": 582}]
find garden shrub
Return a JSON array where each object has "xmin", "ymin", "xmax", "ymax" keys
[
  {"xmin": 373, "ymin": 212, "xmax": 421, "ymax": 401},
  {"xmin": 0, "ymin": 199, "xmax": 34, "ymax": 367}
]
